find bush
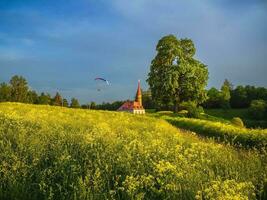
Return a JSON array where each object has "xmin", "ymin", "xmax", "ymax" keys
[
  {"xmin": 248, "ymin": 100, "xmax": 267, "ymax": 120},
  {"xmin": 231, "ymin": 117, "xmax": 245, "ymax": 128},
  {"xmin": 178, "ymin": 110, "xmax": 188, "ymax": 114},
  {"xmin": 180, "ymin": 101, "xmax": 203, "ymax": 118}
]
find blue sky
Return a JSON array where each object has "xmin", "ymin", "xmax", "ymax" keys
[{"xmin": 0, "ymin": 0, "xmax": 267, "ymax": 103}]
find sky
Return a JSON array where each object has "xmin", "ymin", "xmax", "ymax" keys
[{"xmin": 0, "ymin": 0, "xmax": 267, "ymax": 103}]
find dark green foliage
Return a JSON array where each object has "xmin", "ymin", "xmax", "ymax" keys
[
  {"xmin": 220, "ymin": 79, "xmax": 231, "ymax": 109},
  {"xmin": 38, "ymin": 93, "xmax": 51, "ymax": 105},
  {"xmin": 204, "ymin": 87, "xmax": 221, "ymax": 108},
  {"xmin": 52, "ymin": 92, "xmax": 63, "ymax": 106},
  {"xmin": 231, "ymin": 117, "xmax": 245, "ymax": 128},
  {"xmin": 0, "ymin": 82, "xmax": 11, "ymax": 102},
  {"xmin": 62, "ymin": 99, "xmax": 69, "ymax": 107},
  {"xmin": 142, "ymin": 90, "xmax": 155, "ymax": 109},
  {"xmin": 27, "ymin": 90, "xmax": 39, "ymax": 104},
  {"xmin": 243, "ymin": 120, "xmax": 267, "ymax": 129},
  {"xmin": 205, "ymin": 108, "xmax": 267, "ymax": 128},
  {"xmin": 9, "ymin": 75, "xmax": 29, "ymax": 102},
  {"xmin": 81, "ymin": 103, "xmax": 90, "ymax": 109},
  {"xmin": 70, "ymin": 98, "xmax": 80, "ymax": 108},
  {"xmin": 205, "ymin": 82, "xmax": 267, "ymax": 110},
  {"xmin": 94, "ymin": 101, "xmax": 125, "ymax": 110},
  {"xmin": 248, "ymin": 100, "xmax": 267, "ymax": 120},
  {"xmin": 204, "ymin": 79, "xmax": 232, "ymax": 109},
  {"xmin": 230, "ymin": 86, "xmax": 249, "ymax": 108},
  {"xmin": 147, "ymin": 35, "xmax": 208, "ymax": 112},
  {"xmin": 180, "ymin": 101, "xmax": 203, "ymax": 118},
  {"xmin": 230, "ymin": 86, "xmax": 267, "ymax": 108},
  {"xmin": 90, "ymin": 101, "xmax": 96, "ymax": 109},
  {"xmin": 205, "ymin": 108, "xmax": 249, "ymax": 120}
]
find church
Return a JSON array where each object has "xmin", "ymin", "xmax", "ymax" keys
[{"xmin": 117, "ymin": 80, "xmax": 145, "ymax": 114}]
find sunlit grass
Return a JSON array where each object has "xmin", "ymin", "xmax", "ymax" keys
[{"xmin": 0, "ymin": 103, "xmax": 266, "ymax": 199}]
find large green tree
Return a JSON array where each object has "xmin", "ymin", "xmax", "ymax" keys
[
  {"xmin": 9, "ymin": 75, "xmax": 29, "ymax": 102},
  {"xmin": 147, "ymin": 35, "xmax": 208, "ymax": 111}
]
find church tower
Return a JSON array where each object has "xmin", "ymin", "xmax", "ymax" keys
[
  {"xmin": 135, "ymin": 80, "xmax": 142, "ymax": 106},
  {"xmin": 117, "ymin": 80, "xmax": 145, "ymax": 114}
]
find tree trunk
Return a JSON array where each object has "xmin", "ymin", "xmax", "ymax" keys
[{"xmin": 173, "ymin": 96, "xmax": 180, "ymax": 113}]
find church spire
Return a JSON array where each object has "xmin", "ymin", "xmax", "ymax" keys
[{"xmin": 135, "ymin": 80, "xmax": 142, "ymax": 106}]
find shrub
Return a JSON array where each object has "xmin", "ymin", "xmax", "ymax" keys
[
  {"xmin": 248, "ymin": 100, "xmax": 267, "ymax": 120},
  {"xmin": 180, "ymin": 101, "xmax": 203, "ymax": 118},
  {"xmin": 178, "ymin": 110, "xmax": 188, "ymax": 114},
  {"xmin": 231, "ymin": 117, "xmax": 245, "ymax": 128}
]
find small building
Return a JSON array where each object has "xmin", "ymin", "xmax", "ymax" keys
[{"xmin": 117, "ymin": 80, "xmax": 145, "ymax": 114}]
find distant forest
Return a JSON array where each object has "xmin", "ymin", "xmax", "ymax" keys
[{"xmin": 1, "ymin": 75, "xmax": 267, "ymax": 113}]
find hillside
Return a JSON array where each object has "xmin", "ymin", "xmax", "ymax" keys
[{"xmin": 0, "ymin": 103, "xmax": 266, "ymax": 199}]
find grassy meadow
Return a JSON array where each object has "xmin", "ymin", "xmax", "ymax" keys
[{"xmin": 0, "ymin": 102, "xmax": 267, "ymax": 200}]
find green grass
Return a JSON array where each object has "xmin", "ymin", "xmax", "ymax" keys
[
  {"xmin": 205, "ymin": 108, "xmax": 267, "ymax": 128},
  {"xmin": 0, "ymin": 103, "xmax": 267, "ymax": 199},
  {"xmin": 205, "ymin": 108, "xmax": 250, "ymax": 120},
  {"xmin": 164, "ymin": 116, "xmax": 267, "ymax": 150}
]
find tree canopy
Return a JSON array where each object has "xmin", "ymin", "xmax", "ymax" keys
[
  {"xmin": 52, "ymin": 92, "xmax": 63, "ymax": 106},
  {"xmin": 147, "ymin": 35, "xmax": 208, "ymax": 111},
  {"xmin": 70, "ymin": 98, "xmax": 80, "ymax": 108},
  {"xmin": 220, "ymin": 79, "xmax": 231, "ymax": 108},
  {"xmin": 9, "ymin": 75, "xmax": 29, "ymax": 102}
]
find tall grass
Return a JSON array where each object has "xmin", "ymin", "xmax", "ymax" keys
[{"xmin": 0, "ymin": 103, "xmax": 266, "ymax": 199}]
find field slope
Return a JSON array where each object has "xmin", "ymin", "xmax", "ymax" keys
[{"xmin": 0, "ymin": 103, "xmax": 266, "ymax": 200}]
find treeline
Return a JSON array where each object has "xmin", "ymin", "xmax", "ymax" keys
[
  {"xmin": 204, "ymin": 79, "xmax": 267, "ymax": 109},
  {"xmin": 140, "ymin": 79, "xmax": 267, "ymax": 120},
  {"xmin": 1, "ymin": 75, "xmax": 267, "ymax": 119},
  {"xmin": 0, "ymin": 75, "xmax": 81, "ymax": 108},
  {"xmin": 202, "ymin": 79, "xmax": 267, "ymax": 120},
  {"xmin": 0, "ymin": 75, "xmax": 128, "ymax": 110}
]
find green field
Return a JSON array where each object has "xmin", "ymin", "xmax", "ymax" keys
[{"xmin": 0, "ymin": 103, "xmax": 267, "ymax": 199}]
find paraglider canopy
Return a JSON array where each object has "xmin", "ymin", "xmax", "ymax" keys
[
  {"xmin": 94, "ymin": 77, "xmax": 110, "ymax": 91},
  {"xmin": 94, "ymin": 77, "xmax": 110, "ymax": 85}
]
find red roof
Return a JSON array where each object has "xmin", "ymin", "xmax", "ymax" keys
[{"xmin": 118, "ymin": 101, "xmax": 144, "ymax": 111}]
